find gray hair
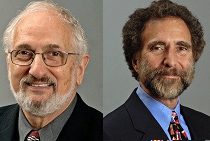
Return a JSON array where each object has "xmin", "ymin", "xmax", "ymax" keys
[{"xmin": 3, "ymin": 0, "xmax": 88, "ymax": 55}]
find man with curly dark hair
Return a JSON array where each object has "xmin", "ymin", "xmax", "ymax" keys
[{"xmin": 104, "ymin": 0, "xmax": 210, "ymax": 140}]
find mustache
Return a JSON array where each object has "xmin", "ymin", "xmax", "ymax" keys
[
  {"xmin": 150, "ymin": 68, "xmax": 187, "ymax": 78},
  {"xmin": 21, "ymin": 75, "xmax": 56, "ymax": 87}
]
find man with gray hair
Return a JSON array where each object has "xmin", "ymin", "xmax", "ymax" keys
[{"xmin": 0, "ymin": 1, "xmax": 102, "ymax": 141}]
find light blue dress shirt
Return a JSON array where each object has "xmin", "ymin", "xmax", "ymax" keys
[{"xmin": 136, "ymin": 86, "xmax": 191, "ymax": 140}]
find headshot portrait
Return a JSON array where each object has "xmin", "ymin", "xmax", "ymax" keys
[
  {"xmin": 104, "ymin": 0, "xmax": 210, "ymax": 140},
  {"xmin": 0, "ymin": 0, "xmax": 102, "ymax": 140}
]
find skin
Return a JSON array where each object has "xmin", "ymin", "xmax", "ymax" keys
[
  {"xmin": 133, "ymin": 17, "xmax": 193, "ymax": 109},
  {"xmin": 7, "ymin": 10, "xmax": 89, "ymax": 128}
]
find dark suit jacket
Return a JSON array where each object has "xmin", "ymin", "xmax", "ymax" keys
[
  {"xmin": 0, "ymin": 94, "xmax": 102, "ymax": 141},
  {"xmin": 103, "ymin": 89, "xmax": 210, "ymax": 141}
]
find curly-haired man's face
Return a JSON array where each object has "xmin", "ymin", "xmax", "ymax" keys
[{"xmin": 133, "ymin": 17, "xmax": 195, "ymax": 100}]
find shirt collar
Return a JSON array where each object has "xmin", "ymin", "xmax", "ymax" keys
[
  {"xmin": 18, "ymin": 109, "xmax": 31, "ymax": 141},
  {"xmin": 136, "ymin": 85, "xmax": 181, "ymax": 129}
]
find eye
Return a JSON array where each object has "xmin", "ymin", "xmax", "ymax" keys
[
  {"xmin": 16, "ymin": 50, "xmax": 33, "ymax": 57},
  {"xmin": 151, "ymin": 46, "xmax": 163, "ymax": 51},
  {"xmin": 149, "ymin": 44, "xmax": 165, "ymax": 54},
  {"xmin": 44, "ymin": 50, "xmax": 65, "ymax": 61},
  {"xmin": 12, "ymin": 50, "xmax": 33, "ymax": 61},
  {"xmin": 176, "ymin": 46, "xmax": 190, "ymax": 56},
  {"xmin": 47, "ymin": 51, "xmax": 63, "ymax": 57},
  {"xmin": 177, "ymin": 46, "xmax": 188, "ymax": 51},
  {"xmin": 18, "ymin": 50, "xmax": 30, "ymax": 54}
]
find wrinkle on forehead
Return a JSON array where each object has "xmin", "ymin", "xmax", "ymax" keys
[
  {"xmin": 142, "ymin": 17, "xmax": 192, "ymax": 47},
  {"xmin": 13, "ymin": 10, "xmax": 74, "ymax": 51}
]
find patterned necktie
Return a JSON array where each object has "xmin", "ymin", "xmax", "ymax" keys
[
  {"xmin": 168, "ymin": 111, "xmax": 188, "ymax": 140},
  {"xmin": 25, "ymin": 130, "xmax": 40, "ymax": 141}
]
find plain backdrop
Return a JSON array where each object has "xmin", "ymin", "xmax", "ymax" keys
[
  {"xmin": 103, "ymin": 0, "xmax": 210, "ymax": 116},
  {"xmin": 0, "ymin": 0, "xmax": 102, "ymax": 112},
  {"xmin": 1, "ymin": 0, "xmax": 210, "ymax": 117}
]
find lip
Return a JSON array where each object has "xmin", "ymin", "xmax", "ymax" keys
[
  {"xmin": 25, "ymin": 82, "xmax": 54, "ymax": 93},
  {"xmin": 162, "ymin": 75, "xmax": 180, "ymax": 79},
  {"xmin": 29, "ymin": 83, "xmax": 52, "ymax": 87},
  {"xmin": 25, "ymin": 81, "xmax": 55, "ymax": 87}
]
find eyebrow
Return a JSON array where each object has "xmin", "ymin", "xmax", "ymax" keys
[
  {"xmin": 15, "ymin": 44, "xmax": 31, "ymax": 50},
  {"xmin": 47, "ymin": 44, "xmax": 60, "ymax": 49},
  {"xmin": 14, "ymin": 44, "xmax": 61, "ymax": 50},
  {"xmin": 176, "ymin": 41, "xmax": 192, "ymax": 49}
]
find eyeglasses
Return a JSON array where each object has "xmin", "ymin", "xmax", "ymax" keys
[{"xmin": 8, "ymin": 49, "xmax": 80, "ymax": 67}]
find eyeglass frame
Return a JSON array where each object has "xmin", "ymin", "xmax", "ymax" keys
[{"xmin": 8, "ymin": 49, "xmax": 80, "ymax": 67}]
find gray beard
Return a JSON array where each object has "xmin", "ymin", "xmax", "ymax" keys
[
  {"xmin": 14, "ymin": 88, "xmax": 75, "ymax": 117},
  {"xmin": 9, "ymin": 67, "xmax": 77, "ymax": 117},
  {"xmin": 138, "ymin": 59, "xmax": 195, "ymax": 99}
]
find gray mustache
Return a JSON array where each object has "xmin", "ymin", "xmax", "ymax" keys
[{"xmin": 21, "ymin": 75, "xmax": 56, "ymax": 86}]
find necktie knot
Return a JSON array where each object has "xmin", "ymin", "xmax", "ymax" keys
[
  {"xmin": 171, "ymin": 111, "xmax": 180, "ymax": 124},
  {"xmin": 25, "ymin": 130, "xmax": 40, "ymax": 141},
  {"xmin": 168, "ymin": 111, "xmax": 188, "ymax": 140}
]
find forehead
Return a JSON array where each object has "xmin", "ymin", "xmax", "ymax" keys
[
  {"xmin": 142, "ymin": 17, "xmax": 192, "ymax": 46},
  {"xmin": 13, "ymin": 10, "xmax": 73, "ymax": 50}
]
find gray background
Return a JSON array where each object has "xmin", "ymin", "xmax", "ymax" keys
[
  {"xmin": 0, "ymin": 0, "xmax": 102, "ymax": 112},
  {"xmin": 1, "ymin": 0, "xmax": 210, "ymax": 117},
  {"xmin": 103, "ymin": 0, "xmax": 210, "ymax": 116}
]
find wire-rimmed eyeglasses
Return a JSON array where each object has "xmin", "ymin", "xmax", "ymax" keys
[{"xmin": 8, "ymin": 49, "xmax": 80, "ymax": 67}]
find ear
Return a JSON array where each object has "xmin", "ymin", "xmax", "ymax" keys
[
  {"xmin": 76, "ymin": 54, "xmax": 90, "ymax": 85},
  {"xmin": 6, "ymin": 54, "xmax": 11, "ymax": 70},
  {"xmin": 132, "ymin": 53, "xmax": 140, "ymax": 73}
]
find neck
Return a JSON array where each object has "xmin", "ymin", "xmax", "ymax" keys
[
  {"xmin": 139, "ymin": 82, "xmax": 179, "ymax": 109},
  {"xmin": 158, "ymin": 98, "xmax": 178, "ymax": 109}
]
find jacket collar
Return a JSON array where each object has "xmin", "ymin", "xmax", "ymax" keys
[{"xmin": 124, "ymin": 88, "xmax": 169, "ymax": 140}]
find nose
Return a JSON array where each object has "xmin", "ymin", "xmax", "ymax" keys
[
  {"xmin": 163, "ymin": 49, "xmax": 177, "ymax": 68},
  {"xmin": 29, "ymin": 54, "xmax": 49, "ymax": 79}
]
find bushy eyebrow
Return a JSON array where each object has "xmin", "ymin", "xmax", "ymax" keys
[
  {"xmin": 176, "ymin": 41, "xmax": 192, "ymax": 49},
  {"xmin": 15, "ymin": 44, "xmax": 31, "ymax": 50},
  {"xmin": 47, "ymin": 44, "xmax": 60, "ymax": 49},
  {"xmin": 14, "ymin": 43, "xmax": 61, "ymax": 50}
]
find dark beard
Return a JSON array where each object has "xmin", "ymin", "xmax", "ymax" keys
[{"xmin": 139, "ymin": 59, "xmax": 195, "ymax": 99}]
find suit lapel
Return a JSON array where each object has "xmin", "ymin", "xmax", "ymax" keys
[
  {"xmin": 180, "ymin": 106, "xmax": 199, "ymax": 140},
  {"xmin": 57, "ymin": 94, "xmax": 84, "ymax": 140},
  {"xmin": 57, "ymin": 94, "xmax": 93, "ymax": 141},
  {"xmin": 0, "ymin": 104, "xmax": 19, "ymax": 141},
  {"xmin": 124, "ymin": 89, "xmax": 168, "ymax": 140}
]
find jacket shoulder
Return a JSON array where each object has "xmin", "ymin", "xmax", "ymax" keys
[
  {"xmin": 0, "ymin": 104, "xmax": 19, "ymax": 131},
  {"xmin": 104, "ymin": 104, "xmax": 130, "ymax": 128},
  {"xmin": 103, "ymin": 104, "xmax": 138, "ymax": 140},
  {"xmin": 181, "ymin": 105, "xmax": 210, "ymax": 121},
  {"xmin": 0, "ymin": 104, "xmax": 19, "ymax": 117},
  {"xmin": 181, "ymin": 105, "xmax": 210, "ymax": 139},
  {"xmin": 76, "ymin": 95, "xmax": 102, "ymax": 121},
  {"xmin": 104, "ymin": 89, "xmax": 139, "ymax": 131}
]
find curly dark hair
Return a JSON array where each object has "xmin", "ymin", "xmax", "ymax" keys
[{"xmin": 122, "ymin": 0, "xmax": 205, "ymax": 80}]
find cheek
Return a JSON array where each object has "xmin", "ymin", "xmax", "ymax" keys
[
  {"xmin": 142, "ymin": 54, "xmax": 163, "ymax": 69},
  {"xmin": 183, "ymin": 60, "xmax": 194, "ymax": 70},
  {"xmin": 179, "ymin": 55, "xmax": 194, "ymax": 69},
  {"xmin": 9, "ymin": 65, "xmax": 28, "ymax": 91},
  {"xmin": 56, "ymin": 66, "xmax": 76, "ymax": 94},
  {"xmin": 63, "ymin": 75, "xmax": 71, "ymax": 87}
]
